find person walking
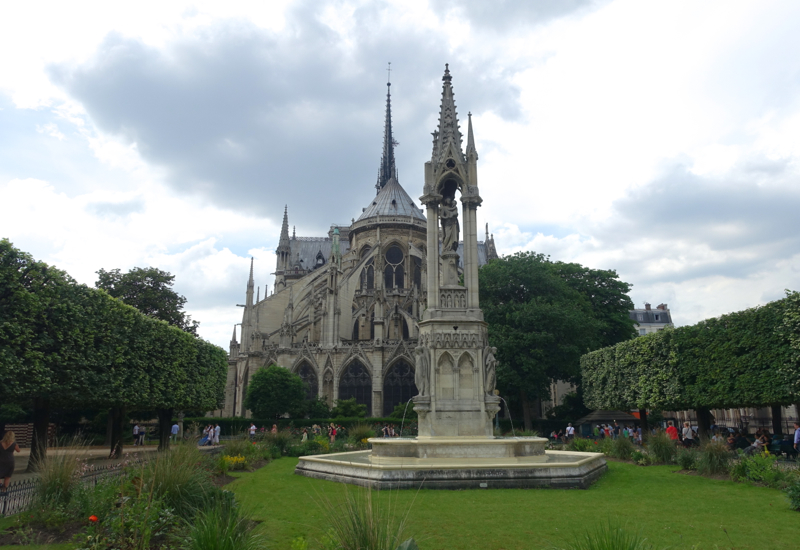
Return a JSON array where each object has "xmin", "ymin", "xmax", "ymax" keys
[
  {"xmin": 301, "ymin": 428, "xmax": 308, "ymax": 442},
  {"xmin": 329, "ymin": 423, "xmax": 337, "ymax": 445},
  {"xmin": 793, "ymin": 421, "xmax": 800, "ymax": 455},
  {"xmin": 171, "ymin": 422, "xmax": 180, "ymax": 443},
  {"xmin": 133, "ymin": 423, "xmax": 140, "ymax": 446},
  {"xmin": 566, "ymin": 423, "xmax": 575, "ymax": 441},
  {"xmin": 249, "ymin": 423, "xmax": 257, "ymax": 439},
  {"xmin": 1, "ymin": 431, "xmax": 21, "ymax": 491},
  {"xmin": 666, "ymin": 421, "xmax": 679, "ymax": 445},
  {"xmin": 213, "ymin": 424, "xmax": 221, "ymax": 445}
]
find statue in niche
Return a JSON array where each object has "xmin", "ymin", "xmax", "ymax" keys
[
  {"xmin": 439, "ymin": 197, "xmax": 460, "ymax": 252},
  {"xmin": 414, "ymin": 345, "xmax": 430, "ymax": 397},
  {"xmin": 484, "ymin": 346, "xmax": 497, "ymax": 395}
]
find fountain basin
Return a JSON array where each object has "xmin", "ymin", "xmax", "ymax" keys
[
  {"xmin": 370, "ymin": 436, "xmax": 546, "ymax": 459},
  {"xmin": 295, "ymin": 447, "xmax": 607, "ymax": 490}
]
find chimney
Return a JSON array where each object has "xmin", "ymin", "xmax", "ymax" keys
[
  {"xmin": 657, "ymin": 303, "xmax": 667, "ymax": 311},
  {"xmin": 644, "ymin": 303, "xmax": 651, "ymax": 311}
]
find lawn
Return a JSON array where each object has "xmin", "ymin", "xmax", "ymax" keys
[{"xmin": 230, "ymin": 458, "xmax": 799, "ymax": 550}]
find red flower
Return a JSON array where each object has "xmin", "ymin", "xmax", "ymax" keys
[
  {"xmin": 89, "ymin": 515, "xmax": 98, "ymax": 523},
  {"xmin": 594, "ymin": 441, "xmax": 598, "ymax": 445}
]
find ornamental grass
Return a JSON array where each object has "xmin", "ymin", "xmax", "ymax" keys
[
  {"xmin": 696, "ymin": 440, "xmax": 732, "ymax": 475},
  {"xmin": 645, "ymin": 431, "xmax": 676, "ymax": 464}
]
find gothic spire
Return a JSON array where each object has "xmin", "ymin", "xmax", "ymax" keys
[
  {"xmin": 247, "ymin": 257, "xmax": 254, "ymax": 289},
  {"xmin": 231, "ymin": 325, "xmax": 238, "ymax": 344},
  {"xmin": 376, "ymin": 68, "xmax": 397, "ymax": 193},
  {"xmin": 278, "ymin": 205, "xmax": 290, "ymax": 251},
  {"xmin": 466, "ymin": 111, "xmax": 478, "ymax": 160},
  {"xmin": 432, "ymin": 63, "xmax": 464, "ymax": 165}
]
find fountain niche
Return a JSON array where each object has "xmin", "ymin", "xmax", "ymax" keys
[{"xmin": 295, "ymin": 66, "xmax": 606, "ymax": 489}]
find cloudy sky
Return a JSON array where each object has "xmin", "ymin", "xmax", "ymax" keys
[{"xmin": 2, "ymin": 0, "xmax": 799, "ymax": 348}]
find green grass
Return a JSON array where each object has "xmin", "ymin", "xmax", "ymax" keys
[{"xmin": 229, "ymin": 459, "xmax": 799, "ymax": 550}]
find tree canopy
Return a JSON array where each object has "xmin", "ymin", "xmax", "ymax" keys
[
  {"xmin": 479, "ymin": 251, "xmax": 635, "ymax": 427},
  {"xmin": 96, "ymin": 267, "xmax": 199, "ymax": 335},
  {"xmin": 1, "ymin": 239, "xmax": 227, "ymax": 459},
  {"xmin": 244, "ymin": 365, "xmax": 307, "ymax": 419},
  {"xmin": 582, "ymin": 293, "xmax": 800, "ymax": 433}
]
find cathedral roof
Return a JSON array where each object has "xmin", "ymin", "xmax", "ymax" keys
[{"xmin": 356, "ymin": 176, "xmax": 426, "ymax": 222}]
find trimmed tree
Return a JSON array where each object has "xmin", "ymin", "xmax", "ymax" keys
[{"xmin": 244, "ymin": 365, "xmax": 306, "ymax": 420}]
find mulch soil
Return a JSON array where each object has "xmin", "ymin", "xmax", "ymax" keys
[{"xmin": 0, "ymin": 519, "xmax": 83, "ymax": 546}]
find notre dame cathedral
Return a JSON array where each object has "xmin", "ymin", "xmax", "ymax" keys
[{"xmin": 220, "ymin": 67, "xmax": 498, "ymax": 418}]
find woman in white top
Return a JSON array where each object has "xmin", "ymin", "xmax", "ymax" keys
[{"xmin": 681, "ymin": 422, "xmax": 695, "ymax": 447}]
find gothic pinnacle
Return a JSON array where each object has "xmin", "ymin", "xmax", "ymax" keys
[{"xmin": 432, "ymin": 63, "xmax": 464, "ymax": 165}]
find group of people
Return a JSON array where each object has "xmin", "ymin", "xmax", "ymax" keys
[
  {"xmin": 665, "ymin": 421, "xmax": 697, "ymax": 447},
  {"xmin": 201, "ymin": 423, "xmax": 221, "ymax": 446},
  {"xmin": 381, "ymin": 424, "xmax": 401, "ymax": 437}
]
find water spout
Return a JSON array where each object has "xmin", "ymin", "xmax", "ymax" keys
[
  {"xmin": 498, "ymin": 396, "xmax": 515, "ymax": 437},
  {"xmin": 400, "ymin": 397, "xmax": 414, "ymax": 436}
]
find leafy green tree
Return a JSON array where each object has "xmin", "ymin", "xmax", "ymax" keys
[
  {"xmin": 244, "ymin": 365, "xmax": 306, "ymax": 419},
  {"xmin": 305, "ymin": 396, "xmax": 332, "ymax": 419},
  {"xmin": 479, "ymin": 252, "xmax": 635, "ymax": 430},
  {"xmin": 96, "ymin": 267, "xmax": 199, "ymax": 335},
  {"xmin": 545, "ymin": 391, "xmax": 590, "ymax": 423},
  {"xmin": 331, "ymin": 397, "xmax": 368, "ymax": 418}
]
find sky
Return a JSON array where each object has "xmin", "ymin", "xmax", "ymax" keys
[{"xmin": 2, "ymin": 0, "xmax": 800, "ymax": 349}]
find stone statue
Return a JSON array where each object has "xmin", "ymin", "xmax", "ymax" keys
[
  {"xmin": 414, "ymin": 345, "xmax": 430, "ymax": 397},
  {"xmin": 439, "ymin": 197, "xmax": 460, "ymax": 252},
  {"xmin": 484, "ymin": 346, "xmax": 497, "ymax": 395}
]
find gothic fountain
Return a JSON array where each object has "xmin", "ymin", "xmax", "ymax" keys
[{"xmin": 295, "ymin": 66, "xmax": 606, "ymax": 489}]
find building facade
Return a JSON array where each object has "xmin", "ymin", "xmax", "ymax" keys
[
  {"xmin": 631, "ymin": 303, "xmax": 673, "ymax": 335},
  {"xmin": 220, "ymin": 71, "xmax": 498, "ymax": 418}
]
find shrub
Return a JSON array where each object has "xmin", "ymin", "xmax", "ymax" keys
[
  {"xmin": 140, "ymin": 443, "xmax": 217, "ymax": 518},
  {"xmin": 567, "ymin": 438, "xmax": 595, "ymax": 452},
  {"xmin": 646, "ymin": 431, "xmax": 676, "ymax": 464},
  {"xmin": 223, "ymin": 436, "xmax": 261, "ymax": 460},
  {"xmin": 676, "ymin": 447, "xmax": 698, "ymax": 470},
  {"xmin": 785, "ymin": 479, "xmax": 800, "ymax": 511},
  {"xmin": 185, "ymin": 497, "xmax": 265, "ymax": 550},
  {"xmin": 263, "ymin": 430, "xmax": 294, "ymax": 455},
  {"xmin": 349, "ymin": 424, "xmax": 376, "ymax": 447},
  {"xmin": 557, "ymin": 521, "xmax": 662, "ymax": 550},
  {"xmin": 287, "ymin": 439, "xmax": 324, "ymax": 457},
  {"xmin": 33, "ymin": 436, "xmax": 90, "ymax": 509},
  {"xmin": 697, "ymin": 440, "xmax": 732, "ymax": 475},
  {"xmin": 77, "ymin": 493, "xmax": 179, "ymax": 550},
  {"xmin": 598, "ymin": 437, "xmax": 613, "ymax": 456},
  {"xmin": 222, "ymin": 455, "xmax": 248, "ymax": 471},
  {"xmin": 319, "ymin": 487, "xmax": 411, "ymax": 550},
  {"xmin": 611, "ymin": 437, "xmax": 635, "ymax": 460},
  {"xmin": 730, "ymin": 451, "xmax": 786, "ymax": 487}
]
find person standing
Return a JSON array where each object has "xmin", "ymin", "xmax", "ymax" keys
[
  {"xmin": 301, "ymin": 428, "xmax": 308, "ymax": 442},
  {"xmin": 133, "ymin": 423, "xmax": 140, "ymax": 446},
  {"xmin": 329, "ymin": 423, "xmax": 337, "ymax": 445},
  {"xmin": 666, "ymin": 421, "xmax": 679, "ymax": 444},
  {"xmin": 249, "ymin": 423, "xmax": 257, "ymax": 439},
  {"xmin": 1, "ymin": 431, "xmax": 21, "ymax": 491},
  {"xmin": 793, "ymin": 421, "xmax": 800, "ymax": 454},
  {"xmin": 271, "ymin": 424, "xmax": 278, "ymax": 434},
  {"xmin": 566, "ymin": 423, "xmax": 575, "ymax": 441},
  {"xmin": 171, "ymin": 422, "xmax": 180, "ymax": 443},
  {"xmin": 213, "ymin": 424, "xmax": 221, "ymax": 445},
  {"xmin": 681, "ymin": 422, "xmax": 695, "ymax": 448}
]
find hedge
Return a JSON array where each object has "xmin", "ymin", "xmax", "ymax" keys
[{"xmin": 582, "ymin": 294, "xmax": 800, "ymax": 412}]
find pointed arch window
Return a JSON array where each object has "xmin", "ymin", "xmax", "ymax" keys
[
  {"xmin": 382, "ymin": 360, "xmax": 417, "ymax": 416},
  {"xmin": 384, "ymin": 245, "xmax": 405, "ymax": 289},
  {"xmin": 412, "ymin": 257, "xmax": 422, "ymax": 288},
  {"xmin": 339, "ymin": 361, "xmax": 372, "ymax": 415},
  {"xmin": 361, "ymin": 257, "xmax": 374, "ymax": 290},
  {"xmin": 296, "ymin": 363, "xmax": 318, "ymax": 400}
]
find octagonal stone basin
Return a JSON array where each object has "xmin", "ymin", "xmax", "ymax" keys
[{"xmin": 295, "ymin": 437, "xmax": 606, "ymax": 490}]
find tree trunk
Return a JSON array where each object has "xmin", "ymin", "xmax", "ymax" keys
[
  {"xmin": 770, "ymin": 404, "xmax": 783, "ymax": 435},
  {"xmin": 157, "ymin": 408, "xmax": 173, "ymax": 451},
  {"xmin": 109, "ymin": 406, "xmax": 125, "ymax": 459},
  {"xmin": 105, "ymin": 413, "xmax": 113, "ymax": 446},
  {"xmin": 27, "ymin": 397, "xmax": 50, "ymax": 472},
  {"xmin": 520, "ymin": 389, "xmax": 533, "ymax": 432},
  {"xmin": 695, "ymin": 407, "xmax": 712, "ymax": 441},
  {"xmin": 638, "ymin": 409, "xmax": 649, "ymax": 434}
]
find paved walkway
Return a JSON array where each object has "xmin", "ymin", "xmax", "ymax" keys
[{"xmin": 9, "ymin": 444, "xmax": 222, "ymax": 483}]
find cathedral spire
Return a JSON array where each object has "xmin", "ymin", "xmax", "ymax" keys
[
  {"xmin": 231, "ymin": 325, "xmax": 238, "ymax": 344},
  {"xmin": 432, "ymin": 63, "xmax": 465, "ymax": 166},
  {"xmin": 247, "ymin": 257, "xmax": 254, "ymax": 289},
  {"xmin": 376, "ymin": 65, "xmax": 397, "ymax": 193}
]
